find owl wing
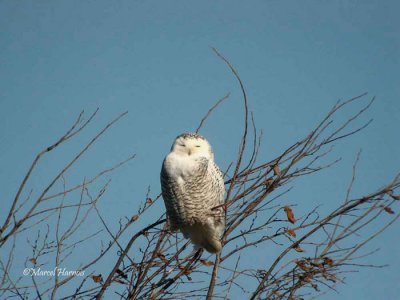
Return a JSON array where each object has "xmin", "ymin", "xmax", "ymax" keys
[
  {"xmin": 160, "ymin": 160, "xmax": 181, "ymax": 231},
  {"xmin": 208, "ymin": 161, "xmax": 226, "ymax": 234},
  {"xmin": 212, "ymin": 161, "xmax": 225, "ymax": 205}
]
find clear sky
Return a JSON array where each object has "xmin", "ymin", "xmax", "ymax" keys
[{"xmin": 0, "ymin": 1, "xmax": 399, "ymax": 299}]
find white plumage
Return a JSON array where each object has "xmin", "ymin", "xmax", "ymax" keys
[{"xmin": 160, "ymin": 133, "xmax": 225, "ymax": 253}]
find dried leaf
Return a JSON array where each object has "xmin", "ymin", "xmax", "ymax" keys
[
  {"xmin": 200, "ymin": 259, "xmax": 214, "ymax": 267},
  {"xmin": 91, "ymin": 274, "xmax": 103, "ymax": 283},
  {"xmin": 146, "ymin": 198, "xmax": 153, "ymax": 204},
  {"xmin": 179, "ymin": 266, "xmax": 192, "ymax": 275},
  {"xmin": 383, "ymin": 206, "xmax": 395, "ymax": 214},
  {"xmin": 29, "ymin": 258, "xmax": 37, "ymax": 265},
  {"xmin": 286, "ymin": 229, "xmax": 296, "ymax": 237},
  {"xmin": 157, "ymin": 252, "xmax": 168, "ymax": 263},
  {"xmin": 284, "ymin": 206, "xmax": 296, "ymax": 224},
  {"xmin": 295, "ymin": 261, "xmax": 310, "ymax": 271},
  {"xmin": 293, "ymin": 245, "xmax": 304, "ymax": 252},
  {"xmin": 299, "ymin": 274, "xmax": 312, "ymax": 283},
  {"xmin": 131, "ymin": 214, "xmax": 139, "ymax": 222},
  {"xmin": 323, "ymin": 257, "xmax": 334, "ymax": 266},
  {"xmin": 265, "ymin": 178, "xmax": 274, "ymax": 187},
  {"xmin": 273, "ymin": 164, "xmax": 280, "ymax": 176}
]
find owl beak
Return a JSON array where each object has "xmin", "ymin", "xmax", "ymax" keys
[{"xmin": 188, "ymin": 149, "xmax": 192, "ymax": 156}]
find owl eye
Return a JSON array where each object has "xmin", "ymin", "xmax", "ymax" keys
[{"xmin": 195, "ymin": 145, "xmax": 201, "ymax": 148}]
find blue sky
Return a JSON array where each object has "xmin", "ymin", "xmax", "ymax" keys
[{"xmin": 0, "ymin": 1, "xmax": 399, "ymax": 299}]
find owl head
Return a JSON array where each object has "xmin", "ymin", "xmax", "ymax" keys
[{"xmin": 171, "ymin": 133, "xmax": 214, "ymax": 160}]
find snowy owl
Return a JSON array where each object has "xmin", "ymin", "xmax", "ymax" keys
[{"xmin": 160, "ymin": 133, "xmax": 225, "ymax": 253}]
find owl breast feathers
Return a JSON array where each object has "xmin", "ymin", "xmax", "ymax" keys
[{"xmin": 160, "ymin": 133, "xmax": 225, "ymax": 253}]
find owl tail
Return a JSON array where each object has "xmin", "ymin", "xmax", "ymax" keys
[
  {"xmin": 202, "ymin": 238, "xmax": 222, "ymax": 254},
  {"xmin": 184, "ymin": 223, "xmax": 223, "ymax": 254}
]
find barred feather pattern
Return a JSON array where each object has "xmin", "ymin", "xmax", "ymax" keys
[{"xmin": 160, "ymin": 134, "xmax": 225, "ymax": 253}]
